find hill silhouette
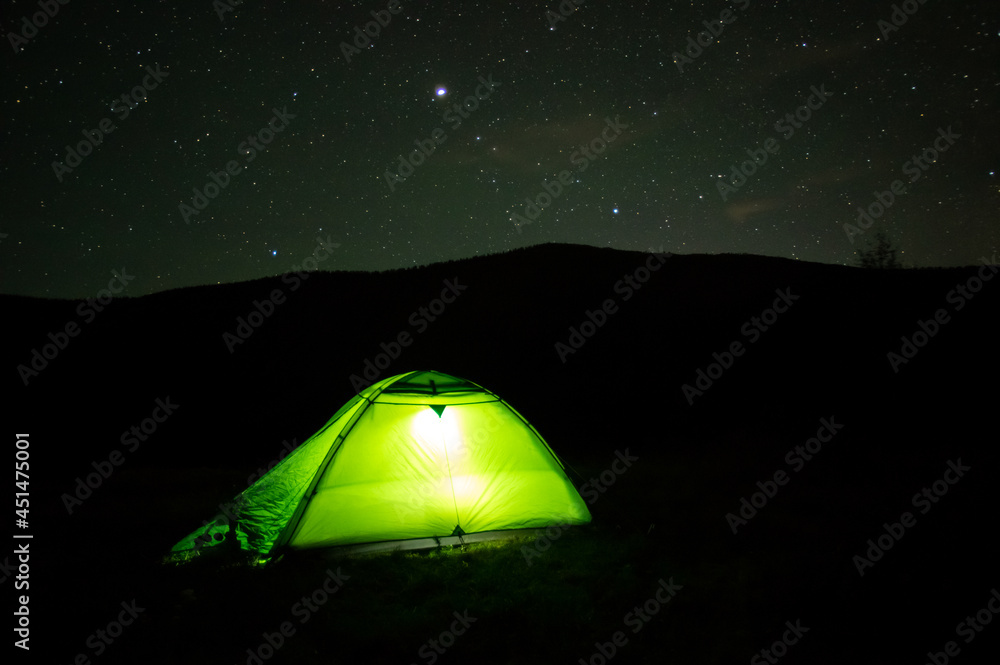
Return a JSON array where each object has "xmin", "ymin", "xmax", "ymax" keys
[
  {"xmin": 8, "ymin": 243, "xmax": 995, "ymax": 468},
  {"xmin": 6, "ymin": 243, "xmax": 999, "ymax": 664}
]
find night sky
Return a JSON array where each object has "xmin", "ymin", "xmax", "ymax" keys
[{"xmin": 3, "ymin": 0, "xmax": 998, "ymax": 298}]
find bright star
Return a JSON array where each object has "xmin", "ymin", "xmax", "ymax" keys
[
  {"xmin": 271, "ymin": 250, "xmax": 277, "ymax": 256},
  {"xmin": 436, "ymin": 88, "xmax": 447, "ymax": 96},
  {"xmin": 612, "ymin": 208, "xmax": 619, "ymax": 214}
]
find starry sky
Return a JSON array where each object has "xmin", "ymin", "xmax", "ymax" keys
[{"xmin": 3, "ymin": 0, "xmax": 998, "ymax": 298}]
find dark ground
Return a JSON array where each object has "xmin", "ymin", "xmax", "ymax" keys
[{"xmin": 5, "ymin": 244, "xmax": 1000, "ymax": 664}]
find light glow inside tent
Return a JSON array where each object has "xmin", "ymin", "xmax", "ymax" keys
[
  {"xmin": 413, "ymin": 405, "xmax": 473, "ymax": 462},
  {"xmin": 169, "ymin": 370, "xmax": 591, "ymax": 558}
]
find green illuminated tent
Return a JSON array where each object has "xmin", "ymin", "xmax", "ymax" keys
[{"xmin": 171, "ymin": 370, "xmax": 591, "ymax": 558}]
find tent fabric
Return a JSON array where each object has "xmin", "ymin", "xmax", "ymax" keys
[{"xmin": 170, "ymin": 370, "xmax": 591, "ymax": 557}]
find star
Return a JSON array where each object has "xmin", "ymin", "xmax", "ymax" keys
[{"xmin": 3, "ymin": 0, "xmax": 994, "ymax": 297}]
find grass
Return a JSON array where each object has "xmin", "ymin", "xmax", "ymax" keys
[
  {"xmin": 37, "ymin": 426, "xmax": 997, "ymax": 665},
  {"xmin": 147, "ymin": 527, "xmax": 665, "ymax": 665}
]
